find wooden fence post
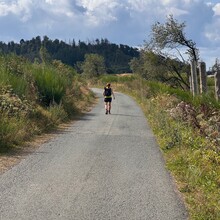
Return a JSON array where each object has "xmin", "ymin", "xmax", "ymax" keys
[
  {"xmin": 215, "ymin": 70, "xmax": 220, "ymax": 101},
  {"xmin": 190, "ymin": 60, "xmax": 198, "ymax": 96},
  {"xmin": 198, "ymin": 62, "xmax": 207, "ymax": 94}
]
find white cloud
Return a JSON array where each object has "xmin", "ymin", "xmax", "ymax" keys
[
  {"xmin": 213, "ymin": 3, "xmax": 220, "ymax": 16},
  {"xmin": 0, "ymin": 0, "xmax": 219, "ymax": 66},
  {"xmin": 78, "ymin": 0, "xmax": 118, "ymax": 11},
  {"xmin": 0, "ymin": 0, "xmax": 75, "ymax": 22},
  {"xmin": 75, "ymin": 0, "xmax": 121, "ymax": 26},
  {"xmin": 42, "ymin": 0, "xmax": 75, "ymax": 18},
  {"xmin": 126, "ymin": 0, "xmax": 189, "ymax": 21},
  {"xmin": 203, "ymin": 2, "xmax": 220, "ymax": 47},
  {"xmin": 204, "ymin": 18, "xmax": 220, "ymax": 42},
  {"xmin": 127, "ymin": 0, "xmax": 151, "ymax": 12},
  {"xmin": 0, "ymin": 2, "xmax": 12, "ymax": 16},
  {"xmin": 0, "ymin": 0, "xmax": 32, "ymax": 21},
  {"xmin": 45, "ymin": 0, "xmax": 53, "ymax": 4}
]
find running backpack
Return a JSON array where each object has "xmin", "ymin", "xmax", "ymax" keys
[{"xmin": 104, "ymin": 87, "xmax": 112, "ymax": 96}]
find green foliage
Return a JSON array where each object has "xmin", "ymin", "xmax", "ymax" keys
[
  {"xmin": 103, "ymin": 74, "xmax": 119, "ymax": 82},
  {"xmin": 32, "ymin": 66, "xmax": 68, "ymax": 106},
  {"xmin": 0, "ymin": 53, "xmax": 95, "ymax": 152},
  {"xmin": 0, "ymin": 54, "xmax": 30, "ymax": 98},
  {"xmin": 0, "ymin": 114, "xmax": 29, "ymax": 149},
  {"xmin": 39, "ymin": 46, "xmax": 52, "ymax": 64},
  {"xmin": 150, "ymin": 15, "xmax": 198, "ymax": 61},
  {"xmin": 145, "ymin": 80, "xmax": 220, "ymax": 110},
  {"xmin": 97, "ymin": 73, "xmax": 137, "ymax": 85},
  {"xmin": 0, "ymin": 36, "xmax": 139, "ymax": 74},
  {"xmin": 0, "ymin": 86, "xmax": 32, "ymax": 117},
  {"xmin": 48, "ymin": 104, "xmax": 68, "ymax": 124},
  {"xmin": 129, "ymin": 49, "xmax": 190, "ymax": 89},
  {"xmin": 82, "ymin": 54, "xmax": 106, "ymax": 78},
  {"xmin": 207, "ymin": 76, "xmax": 215, "ymax": 87}
]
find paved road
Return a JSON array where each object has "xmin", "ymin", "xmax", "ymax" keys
[{"xmin": 0, "ymin": 88, "xmax": 188, "ymax": 220}]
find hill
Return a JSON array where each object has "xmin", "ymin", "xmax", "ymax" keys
[{"xmin": 0, "ymin": 36, "xmax": 139, "ymax": 74}]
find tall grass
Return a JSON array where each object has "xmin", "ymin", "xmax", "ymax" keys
[
  {"xmin": 0, "ymin": 54, "xmax": 95, "ymax": 152},
  {"xmin": 32, "ymin": 66, "xmax": 68, "ymax": 106},
  {"xmin": 142, "ymin": 94, "xmax": 220, "ymax": 220},
  {"xmin": 0, "ymin": 114, "xmax": 30, "ymax": 150},
  {"xmin": 0, "ymin": 55, "xmax": 29, "ymax": 98}
]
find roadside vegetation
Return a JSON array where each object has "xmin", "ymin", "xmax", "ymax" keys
[
  {"xmin": 94, "ymin": 73, "xmax": 220, "ymax": 220},
  {"xmin": 0, "ymin": 53, "xmax": 95, "ymax": 152},
  {"xmin": 1, "ymin": 14, "xmax": 219, "ymax": 220}
]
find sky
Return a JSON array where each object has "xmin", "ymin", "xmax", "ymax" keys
[{"xmin": 0, "ymin": 0, "xmax": 220, "ymax": 69}]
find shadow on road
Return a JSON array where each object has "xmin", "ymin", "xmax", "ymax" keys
[{"xmin": 109, "ymin": 113, "xmax": 143, "ymax": 118}]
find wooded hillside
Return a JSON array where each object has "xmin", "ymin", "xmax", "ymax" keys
[{"xmin": 0, "ymin": 36, "xmax": 139, "ymax": 74}]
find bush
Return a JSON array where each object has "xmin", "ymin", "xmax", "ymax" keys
[
  {"xmin": 32, "ymin": 66, "xmax": 68, "ymax": 106},
  {"xmin": 0, "ymin": 54, "xmax": 30, "ymax": 99},
  {"xmin": 0, "ymin": 54, "xmax": 95, "ymax": 152},
  {"xmin": 0, "ymin": 114, "xmax": 30, "ymax": 149}
]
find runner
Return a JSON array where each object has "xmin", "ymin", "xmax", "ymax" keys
[{"xmin": 103, "ymin": 83, "xmax": 115, "ymax": 114}]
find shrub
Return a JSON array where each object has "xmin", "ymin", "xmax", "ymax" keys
[
  {"xmin": 0, "ymin": 54, "xmax": 30, "ymax": 99},
  {"xmin": 0, "ymin": 114, "xmax": 29, "ymax": 149},
  {"xmin": 0, "ymin": 86, "xmax": 32, "ymax": 117},
  {"xmin": 0, "ymin": 54, "xmax": 95, "ymax": 152},
  {"xmin": 32, "ymin": 66, "xmax": 68, "ymax": 106}
]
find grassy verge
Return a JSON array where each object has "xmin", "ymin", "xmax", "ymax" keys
[
  {"xmin": 0, "ymin": 54, "xmax": 95, "ymax": 152},
  {"xmin": 95, "ymin": 74, "xmax": 220, "ymax": 220}
]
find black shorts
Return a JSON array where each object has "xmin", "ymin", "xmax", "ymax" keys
[{"xmin": 104, "ymin": 97, "xmax": 112, "ymax": 103}]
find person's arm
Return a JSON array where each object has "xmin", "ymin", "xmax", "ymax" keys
[{"xmin": 112, "ymin": 89, "xmax": 115, "ymax": 99}]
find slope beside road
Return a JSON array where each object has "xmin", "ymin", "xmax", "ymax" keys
[{"xmin": 0, "ymin": 88, "xmax": 188, "ymax": 220}]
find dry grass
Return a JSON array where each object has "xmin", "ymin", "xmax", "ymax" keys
[{"xmin": 0, "ymin": 83, "xmax": 96, "ymax": 174}]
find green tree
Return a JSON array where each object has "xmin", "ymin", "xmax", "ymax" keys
[
  {"xmin": 40, "ymin": 46, "xmax": 51, "ymax": 64},
  {"xmin": 0, "ymin": 37, "xmax": 139, "ymax": 74},
  {"xmin": 82, "ymin": 54, "xmax": 106, "ymax": 78},
  {"xmin": 130, "ymin": 50, "xmax": 168, "ymax": 81},
  {"xmin": 141, "ymin": 15, "xmax": 195, "ymax": 89},
  {"xmin": 129, "ymin": 52, "xmax": 148, "ymax": 78},
  {"xmin": 149, "ymin": 14, "xmax": 198, "ymax": 62}
]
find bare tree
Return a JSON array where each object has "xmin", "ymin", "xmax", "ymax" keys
[
  {"xmin": 145, "ymin": 15, "xmax": 199, "ymax": 92},
  {"xmin": 149, "ymin": 15, "xmax": 199, "ymax": 62}
]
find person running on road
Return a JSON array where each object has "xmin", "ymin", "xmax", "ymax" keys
[{"xmin": 103, "ymin": 83, "xmax": 115, "ymax": 114}]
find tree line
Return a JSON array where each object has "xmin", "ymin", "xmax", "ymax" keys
[{"xmin": 0, "ymin": 36, "xmax": 139, "ymax": 74}]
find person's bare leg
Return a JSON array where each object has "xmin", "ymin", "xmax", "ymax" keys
[
  {"xmin": 105, "ymin": 102, "xmax": 108, "ymax": 114},
  {"xmin": 108, "ymin": 102, "xmax": 111, "ymax": 114}
]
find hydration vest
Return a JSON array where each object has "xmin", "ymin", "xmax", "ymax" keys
[{"xmin": 104, "ymin": 87, "xmax": 112, "ymax": 97}]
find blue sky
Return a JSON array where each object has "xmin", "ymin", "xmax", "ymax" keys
[{"xmin": 0, "ymin": 0, "xmax": 220, "ymax": 68}]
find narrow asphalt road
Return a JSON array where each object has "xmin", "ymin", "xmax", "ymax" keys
[{"xmin": 0, "ymin": 88, "xmax": 188, "ymax": 220}]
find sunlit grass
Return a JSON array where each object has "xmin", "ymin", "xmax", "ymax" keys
[{"xmin": 0, "ymin": 54, "xmax": 95, "ymax": 152}]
